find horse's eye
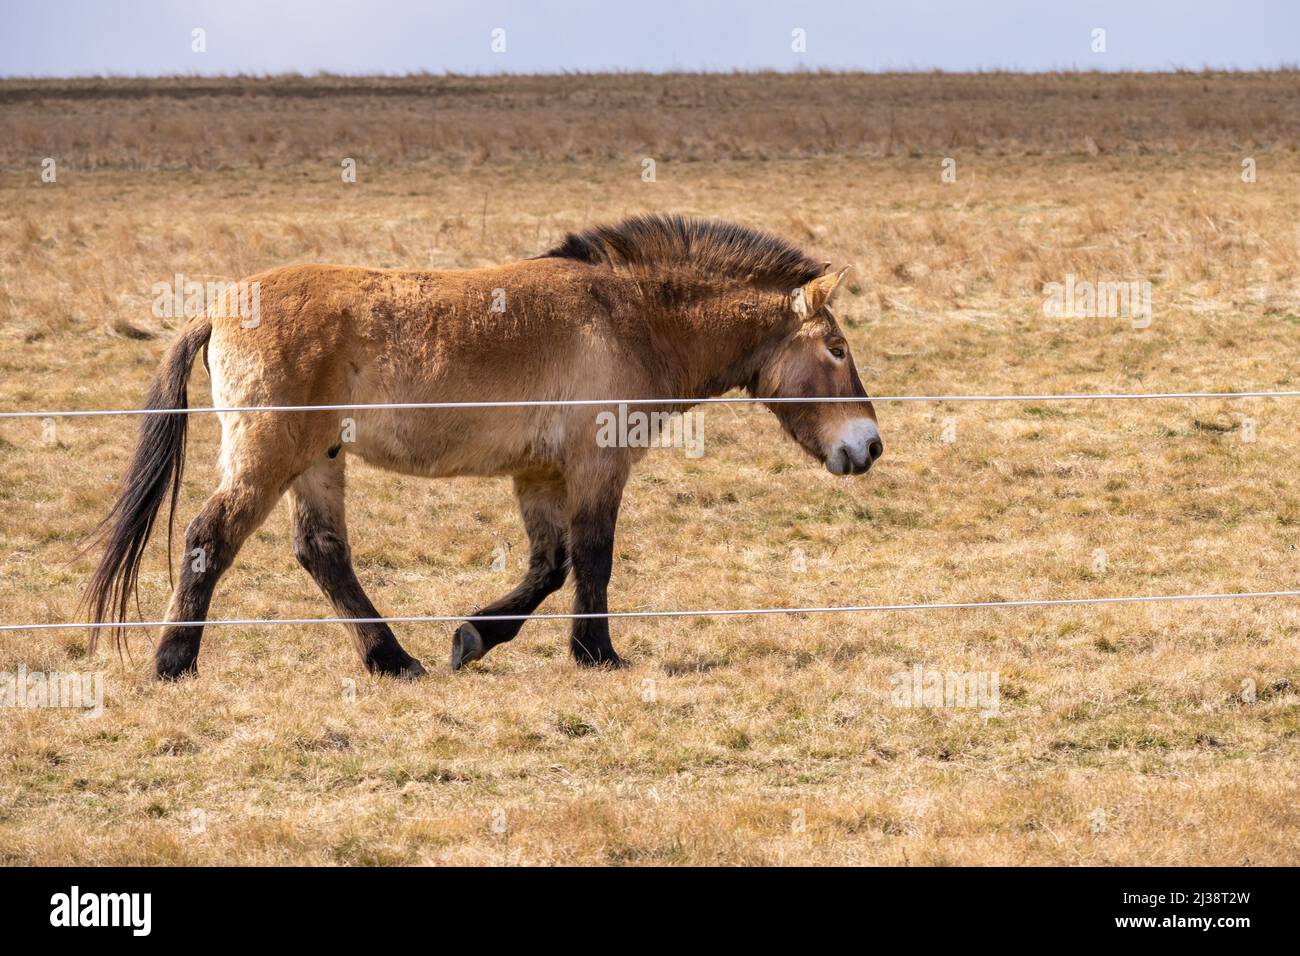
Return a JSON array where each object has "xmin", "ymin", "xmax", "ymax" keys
[{"xmin": 828, "ymin": 346, "xmax": 846, "ymax": 360}]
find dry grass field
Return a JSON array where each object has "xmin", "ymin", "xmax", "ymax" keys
[{"xmin": 1, "ymin": 72, "xmax": 1299, "ymax": 865}]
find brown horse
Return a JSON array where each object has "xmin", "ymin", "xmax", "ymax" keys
[{"xmin": 85, "ymin": 214, "xmax": 882, "ymax": 679}]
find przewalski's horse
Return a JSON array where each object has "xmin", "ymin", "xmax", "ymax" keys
[{"xmin": 85, "ymin": 214, "xmax": 882, "ymax": 679}]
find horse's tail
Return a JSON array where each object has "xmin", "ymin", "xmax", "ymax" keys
[{"xmin": 83, "ymin": 317, "xmax": 212, "ymax": 653}]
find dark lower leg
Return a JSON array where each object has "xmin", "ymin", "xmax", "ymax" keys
[
  {"xmin": 294, "ymin": 522, "xmax": 424, "ymax": 677},
  {"xmin": 155, "ymin": 494, "xmax": 246, "ymax": 679},
  {"xmin": 452, "ymin": 544, "xmax": 567, "ymax": 669},
  {"xmin": 453, "ymin": 475, "xmax": 569, "ymax": 670},
  {"xmin": 568, "ymin": 505, "xmax": 622, "ymax": 667},
  {"xmin": 468, "ymin": 542, "xmax": 568, "ymax": 648}
]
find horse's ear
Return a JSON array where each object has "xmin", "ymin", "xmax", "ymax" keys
[{"xmin": 800, "ymin": 266, "xmax": 852, "ymax": 317}]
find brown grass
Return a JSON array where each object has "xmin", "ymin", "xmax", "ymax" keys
[
  {"xmin": 1, "ymin": 73, "xmax": 1299, "ymax": 865},
  {"xmin": 2, "ymin": 70, "xmax": 1298, "ymax": 169}
]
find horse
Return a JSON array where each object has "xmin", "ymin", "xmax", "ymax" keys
[{"xmin": 84, "ymin": 214, "xmax": 883, "ymax": 680}]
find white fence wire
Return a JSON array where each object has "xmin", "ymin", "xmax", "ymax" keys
[
  {"xmin": 1, "ymin": 389, "xmax": 1299, "ymax": 420},
  {"xmin": 4, "ymin": 589, "xmax": 1300, "ymax": 633}
]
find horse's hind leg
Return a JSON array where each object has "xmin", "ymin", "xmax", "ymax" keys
[
  {"xmin": 451, "ymin": 473, "xmax": 569, "ymax": 670},
  {"xmin": 289, "ymin": 457, "xmax": 426, "ymax": 678},
  {"xmin": 155, "ymin": 471, "xmax": 285, "ymax": 679}
]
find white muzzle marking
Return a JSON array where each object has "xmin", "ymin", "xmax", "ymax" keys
[{"xmin": 825, "ymin": 418, "xmax": 882, "ymax": 475}]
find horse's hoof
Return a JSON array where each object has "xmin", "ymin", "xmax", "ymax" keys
[
  {"xmin": 154, "ymin": 664, "xmax": 198, "ymax": 681},
  {"xmin": 399, "ymin": 658, "xmax": 428, "ymax": 680},
  {"xmin": 451, "ymin": 622, "xmax": 486, "ymax": 671},
  {"xmin": 365, "ymin": 649, "xmax": 426, "ymax": 679},
  {"xmin": 573, "ymin": 645, "xmax": 626, "ymax": 669},
  {"xmin": 154, "ymin": 646, "xmax": 199, "ymax": 681}
]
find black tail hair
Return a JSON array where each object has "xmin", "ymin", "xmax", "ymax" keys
[{"xmin": 82, "ymin": 319, "xmax": 211, "ymax": 653}]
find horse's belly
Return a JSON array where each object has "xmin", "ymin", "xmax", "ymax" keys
[{"xmin": 348, "ymin": 408, "xmax": 566, "ymax": 478}]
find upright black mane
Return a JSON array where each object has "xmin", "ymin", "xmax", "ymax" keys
[{"xmin": 541, "ymin": 213, "xmax": 826, "ymax": 288}]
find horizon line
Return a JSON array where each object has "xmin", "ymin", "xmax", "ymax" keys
[{"xmin": 3, "ymin": 63, "xmax": 1300, "ymax": 82}]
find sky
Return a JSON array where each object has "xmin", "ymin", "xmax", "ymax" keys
[{"xmin": 0, "ymin": 0, "xmax": 1296, "ymax": 77}]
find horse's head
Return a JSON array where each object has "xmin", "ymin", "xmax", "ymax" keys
[{"xmin": 754, "ymin": 267, "xmax": 882, "ymax": 476}]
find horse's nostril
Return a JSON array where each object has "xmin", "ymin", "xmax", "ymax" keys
[{"xmin": 868, "ymin": 439, "xmax": 883, "ymax": 462}]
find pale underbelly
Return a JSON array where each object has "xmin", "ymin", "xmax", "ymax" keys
[{"xmin": 344, "ymin": 407, "xmax": 568, "ymax": 479}]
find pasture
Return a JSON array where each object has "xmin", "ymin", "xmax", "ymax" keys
[{"xmin": 1, "ymin": 72, "xmax": 1298, "ymax": 864}]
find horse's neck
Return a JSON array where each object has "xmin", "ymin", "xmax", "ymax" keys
[{"xmin": 659, "ymin": 288, "xmax": 793, "ymax": 399}]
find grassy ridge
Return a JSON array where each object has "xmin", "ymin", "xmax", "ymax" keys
[{"xmin": 2, "ymin": 71, "xmax": 1298, "ymax": 170}]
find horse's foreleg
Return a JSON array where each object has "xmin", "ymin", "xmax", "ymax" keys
[
  {"xmin": 565, "ymin": 464, "xmax": 628, "ymax": 668},
  {"xmin": 452, "ymin": 473, "xmax": 569, "ymax": 670}
]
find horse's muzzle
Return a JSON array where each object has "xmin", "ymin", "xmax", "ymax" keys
[{"xmin": 825, "ymin": 420, "xmax": 883, "ymax": 476}]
